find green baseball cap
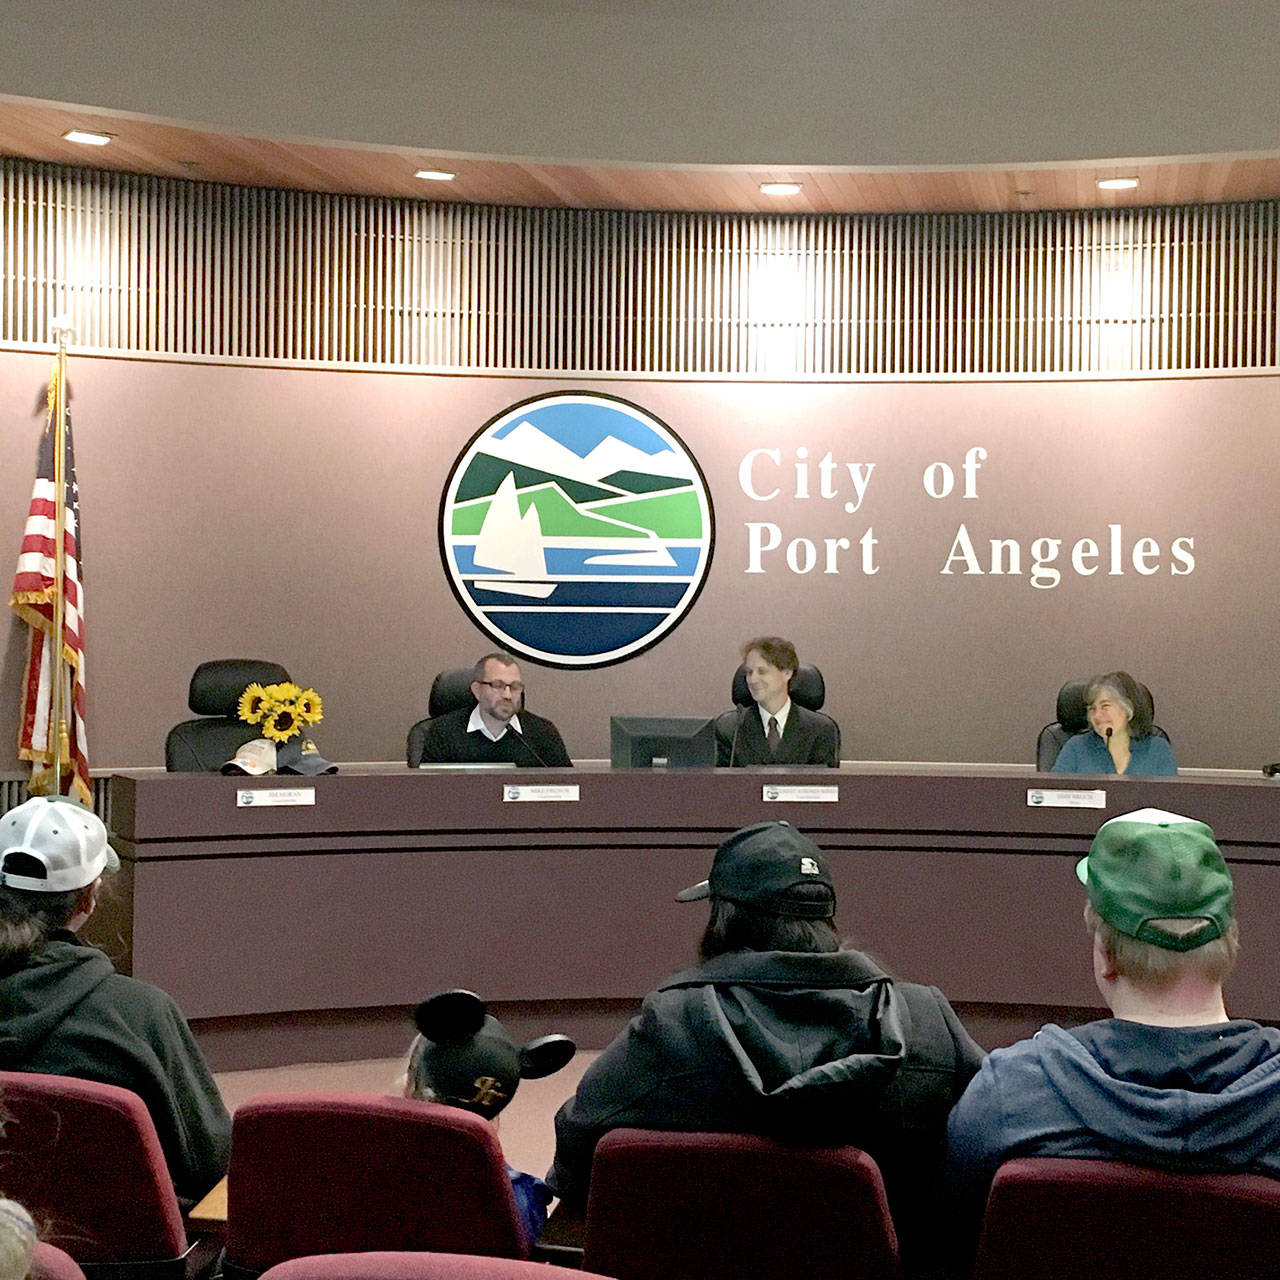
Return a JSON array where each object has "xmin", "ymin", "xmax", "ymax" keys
[{"xmin": 1076, "ymin": 808, "xmax": 1234, "ymax": 952}]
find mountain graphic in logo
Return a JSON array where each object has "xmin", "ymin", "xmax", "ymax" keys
[{"xmin": 440, "ymin": 391, "xmax": 714, "ymax": 667}]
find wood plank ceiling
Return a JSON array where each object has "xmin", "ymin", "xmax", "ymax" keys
[{"xmin": 2, "ymin": 94, "xmax": 1279, "ymax": 213}]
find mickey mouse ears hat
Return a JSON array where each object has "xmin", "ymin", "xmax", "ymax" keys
[
  {"xmin": 676, "ymin": 820, "xmax": 835, "ymax": 919},
  {"xmin": 407, "ymin": 990, "xmax": 576, "ymax": 1121}
]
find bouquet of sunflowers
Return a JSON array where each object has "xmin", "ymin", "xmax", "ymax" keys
[{"xmin": 236, "ymin": 681, "xmax": 323, "ymax": 743}]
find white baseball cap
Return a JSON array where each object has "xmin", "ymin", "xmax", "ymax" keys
[
  {"xmin": 221, "ymin": 737, "xmax": 278, "ymax": 776},
  {"xmin": 0, "ymin": 797, "xmax": 118, "ymax": 892}
]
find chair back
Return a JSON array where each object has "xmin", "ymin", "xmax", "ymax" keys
[
  {"xmin": 581, "ymin": 1129, "xmax": 900, "ymax": 1280},
  {"xmin": 428, "ymin": 669, "xmax": 480, "ymax": 718},
  {"xmin": 406, "ymin": 669, "xmax": 478, "ymax": 765},
  {"xmin": 224, "ymin": 1094, "xmax": 528, "ymax": 1277},
  {"xmin": 1036, "ymin": 677, "xmax": 1169, "ymax": 769},
  {"xmin": 30, "ymin": 1244, "xmax": 88, "ymax": 1280},
  {"xmin": 258, "ymin": 1252, "xmax": 615, "ymax": 1280},
  {"xmin": 731, "ymin": 662, "xmax": 826, "ymax": 710},
  {"xmin": 973, "ymin": 1157, "xmax": 1280, "ymax": 1280},
  {"xmin": 166, "ymin": 659, "xmax": 291, "ymax": 771},
  {"xmin": 0, "ymin": 1071, "xmax": 188, "ymax": 1266},
  {"xmin": 1035, "ymin": 678, "xmax": 1089, "ymax": 769}
]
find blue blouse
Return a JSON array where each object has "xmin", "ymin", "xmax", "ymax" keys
[{"xmin": 1051, "ymin": 731, "xmax": 1178, "ymax": 776}]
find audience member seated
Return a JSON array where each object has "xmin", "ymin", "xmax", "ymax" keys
[
  {"xmin": 0, "ymin": 797, "xmax": 230, "ymax": 1203},
  {"xmin": 1052, "ymin": 670, "xmax": 1176, "ymax": 776},
  {"xmin": 548, "ymin": 820, "xmax": 982, "ymax": 1276},
  {"xmin": 715, "ymin": 637, "xmax": 839, "ymax": 767},
  {"xmin": 947, "ymin": 808, "xmax": 1280, "ymax": 1243},
  {"xmin": 416, "ymin": 654, "xmax": 571, "ymax": 767},
  {"xmin": 402, "ymin": 990, "xmax": 576, "ymax": 1245}
]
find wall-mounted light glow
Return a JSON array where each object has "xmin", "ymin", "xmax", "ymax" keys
[
  {"xmin": 759, "ymin": 182, "xmax": 801, "ymax": 196},
  {"xmin": 62, "ymin": 130, "xmax": 112, "ymax": 146},
  {"xmin": 1096, "ymin": 177, "xmax": 1139, "ymax": 191},
  {"xmin": 415, "ymin": 169, "xmax": 456, "ymax": 182}
]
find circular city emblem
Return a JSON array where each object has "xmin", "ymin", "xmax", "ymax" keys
[{"xmin": 440, "ymin": 391, "xmax": 714, "ymax": 668}]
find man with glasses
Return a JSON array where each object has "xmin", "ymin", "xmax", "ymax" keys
[{"xmin": 419, "ymin": 652, "xmax": 572, "ymax": 766}]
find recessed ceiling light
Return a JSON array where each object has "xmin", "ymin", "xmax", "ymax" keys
[
  {"xmin": 415, "ymin": 169, "xmax": 456, "ymax": 182},
  {"xmin": 62, "ymin": 129, "xmax": 112, "ymax": 146},
  {"xmin": 1096, "ymin": 177, "xmax": 1139, "ymax": 191},
  {"xmin": 760, "ymin": 182, "xmax": 802, "ymax": 196}
]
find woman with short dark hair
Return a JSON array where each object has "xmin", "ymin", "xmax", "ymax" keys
[{"xmin": 1052, "ymin": 670, "xmax": 1177, "ymax": 776}]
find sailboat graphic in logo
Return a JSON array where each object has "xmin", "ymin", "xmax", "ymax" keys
[
  {"xmin": 472, "ymin": 473, "xmax": 559, "ymax": 598},
  {"xmin": 440, "ymin": 391, "xmax": 714, "ymax": 667}
]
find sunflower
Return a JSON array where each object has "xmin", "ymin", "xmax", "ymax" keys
[
  {"xmin": 237, "ymin": 683, "xmax": 270, "ymax": 724},
  {"xmin": 261, "ymin": 706, "xmax": 301, "ymax": 742},
  {"xmin": 264, "ymin": 682, "xmax": 303, "ymax": 703},
  {"xmin": 296, "ymin": 689, "xmax": 324, "ymax": 724}
]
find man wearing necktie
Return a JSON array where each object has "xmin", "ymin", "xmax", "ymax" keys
[{"xmin": 715, "ymin": 636, "xmax": 840, "ymax": 767}]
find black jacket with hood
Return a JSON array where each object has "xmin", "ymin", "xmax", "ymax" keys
[
  {"xmin": 548, "ymin": 948, "xmax": 983, "ymax": 1265},
  {"xmin": 0, "ymin": 931, "xmax": 231, "ymax": 1202}
]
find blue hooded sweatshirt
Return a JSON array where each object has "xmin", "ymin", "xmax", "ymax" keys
[{"xmin": 946, "ymin": 1018, "xmax": 1280, "ymax": 1227}]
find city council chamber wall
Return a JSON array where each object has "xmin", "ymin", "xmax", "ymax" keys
[{"xmin": 2, "ymin": 349, "xmax": 1275, "ymax": 772}]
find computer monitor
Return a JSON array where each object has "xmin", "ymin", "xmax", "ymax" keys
[{"xmin": 610, "ymin": 715, "xmax": 717, "ymax": 768}]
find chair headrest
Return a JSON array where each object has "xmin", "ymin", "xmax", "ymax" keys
[
  {"xmin": 1055, "ymin": 679, "xmax": 1090, "ymax": 733},
  {"xmin": 1138, "ymin": 682, "xmax": 1156, "ymax": 722},
  {"xmin": 429, "ymin": 668, "xmax": 478, "ymax": 718},
  {"xmin": 732, "ymin": 663, "xmax": 826, "ymax": 711},
  {"xmin": 188, "ymin": 659, "xmax": 290, "ymax": 717}
]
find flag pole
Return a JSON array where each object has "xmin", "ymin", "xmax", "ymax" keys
[{"xmin": 48, "ymin": 319, "xmax": 72, "ymax": 795}]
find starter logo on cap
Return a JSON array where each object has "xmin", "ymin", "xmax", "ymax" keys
[{"xmin": 439, "ymin": 391, "xmax": 714, "ymax": 668}]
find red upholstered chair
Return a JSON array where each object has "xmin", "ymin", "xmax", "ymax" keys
[
  {"xmin": 972, "ymin": 1157, "xmax": 1280, "ymax": 1280},
  {"xmin": 581, "ymin": 1129, "xmax": 901, "ymax": 1280},
  {"xmin": 223, "ymin": 1094, "xmax": 528, "ymax": 1279},
  {"xmin": 0, "ymin": 1070, "xmax": 210, "ymax": 1279},
  {"xmin": 30, "ymin": 1243, "xmax": 88, "ymax": 1280},
  {"xmin": 257, "ymin": 1252, "xmax": 617, "ymax": 1280}
]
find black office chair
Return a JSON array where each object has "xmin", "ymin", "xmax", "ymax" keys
[
  {"xmin": 715, "ymin": 662, "xmax": 841, "ymax": 758},
  {"xmin": 1036, "ymin": 677, "xmax": 1169, "ymax": 771},
  {"xmin": 165, "ymin": 658, "xmax": 291, "ymax": 771},
  {"xmin": 407, "ymin": 667, "xmax": 511, "ymax": 766}
]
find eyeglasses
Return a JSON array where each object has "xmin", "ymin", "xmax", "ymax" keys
[{"xmin": 476, "ymin": 680, "xmax": 525, "ymax": 695}]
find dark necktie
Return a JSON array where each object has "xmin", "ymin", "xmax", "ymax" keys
[{"xmin": 767, "ymin": 715, "xmax": 781, "ymax": 756}]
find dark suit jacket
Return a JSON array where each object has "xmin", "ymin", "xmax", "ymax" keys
[{"xmin": 715, "ymin": 702, "xmax": 840, "ymax": 767}]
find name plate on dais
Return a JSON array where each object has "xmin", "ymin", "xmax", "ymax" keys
[
  {"xmin": 236, "ymin": 788, "xmax": 316, "ymax": 807},
  {"xmin": 762, "ymin": 785, "xmax": 839, "ymax": 803},
  {"xmin": 503, "ymin": 784, "xmax": 581, "ymax": 803},
  {"xmin": 1027, "ymin": 788, "xmax": 1106, "ymax": 809}
]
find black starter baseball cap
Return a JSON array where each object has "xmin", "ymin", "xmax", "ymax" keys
[{"xmin": 676, "ymin": 821, "xmax": 835, "ymax": 919}]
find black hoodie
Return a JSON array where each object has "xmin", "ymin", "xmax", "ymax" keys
[
  {"xmin": 549, "ymin": 948, "xmax": 983, "ymax": 1267},
  {"xmin": 0, "ymin": 932, "xmax": 230, "ymax": 1202}
]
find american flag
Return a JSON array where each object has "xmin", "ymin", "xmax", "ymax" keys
[{"xmin": 9, "ymin": 365, "xmax": 90, "ymax": 805}]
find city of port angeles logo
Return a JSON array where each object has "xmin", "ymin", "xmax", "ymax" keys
[{"xmin": 439, "ymin": 391, "xmax": 714, "ymax": 668}]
